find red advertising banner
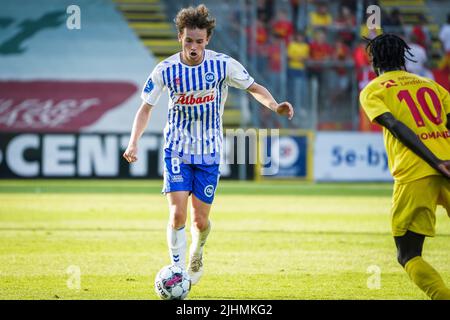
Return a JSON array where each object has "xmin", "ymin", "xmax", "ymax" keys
[{"xmin": 0, "ymin": 81, "xmax": 137, "ymax": 132}]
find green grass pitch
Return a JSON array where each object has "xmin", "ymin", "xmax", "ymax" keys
[{"xmin": 0, "ymin": 180, "xmax": 449, "ymax": 300}]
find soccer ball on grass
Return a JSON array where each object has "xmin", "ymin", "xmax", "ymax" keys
[{"xmin": 154, "ymin": 265, "xmax": 191, "ymax": 300}]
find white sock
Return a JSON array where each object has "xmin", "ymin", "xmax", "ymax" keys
[
  {"xmin": 190, "ymin": 221, "xmax": 211, "ymax": 257},
  {"xmin": 167, "ymin": 224, "xmax": 186, "ymax": 268}
]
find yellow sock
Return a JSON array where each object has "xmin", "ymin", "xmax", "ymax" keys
[{"xmin": 405, "ymin": 256, "xmax": 450, "ymax": 300}]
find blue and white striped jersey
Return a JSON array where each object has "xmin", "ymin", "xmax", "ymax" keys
[{"xmin": 141, "ymin": 49, "xmax": 254, "ymax": 157}]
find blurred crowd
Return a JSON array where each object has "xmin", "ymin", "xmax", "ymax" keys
[{"xmin": 229, "ymin": 0, "xmax": 450, "ymax": 130}]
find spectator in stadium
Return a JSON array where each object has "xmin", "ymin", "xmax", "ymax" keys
[
  {"xmin": 336, "ymin": 5, "xmax": 357, "ymax": 39},
  {"xmin": 309, "ymin": 1, "xmax": 333, "ymax": 30},
  {"xmin": 267, "ymin": 32, "xmax": 284, "ymax": 98},
  {"xmin": 411, "ymin": 13, "xmax": 432, "ymax": 51},
  {"xmin": 330, "ymin": 37, "xmax": 351, "ymax": 111},
  {"xmin": 438, "ymin": 13, "xmax": 450, "ymax": 72},
  {"xmin": 405, "ymin": 34, "xmax": 434, "ymax": 80},
  {"xmin": 308, "ymin": 28, "xmax": 333, "ymax": 119},
  {"xmin": 287, "ymin": 31, "xmax": 310, "ymax": 109},
  {"xmin": 259, "ymin": 32, "xmax": 286, "ymax": 128},
  {"xmin": 352, "ymin": 38, "xmax": 379, "ymax": 131},
  {"xmin": 360, "ymin": 33, "xmax": 450, "ymax": 300},
  {"xmin": 247, "ymin": 17, "xmax": 269, "ymax": 72},
  {"xmin": 123, "ymin": 4, "xmax": 294, "ymax": 287},
  {"xmin": 334, "ymin": 5, "xmax": 357, "ymax": 46},
  {"xmin": 353, "ymin": 39, "xmax": 375, "ymax": 85},
  {"xmin": 309, "ymin": 28, "xmax": 333, "ymax": 68},
  {"xmin": 271, "ymin": 8, "xmax": 295, "ymax": 45}
]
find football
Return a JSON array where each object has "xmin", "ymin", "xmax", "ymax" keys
[{"xmin": 154, "ymin": 265, "xmax": 191, "ymax": 300}]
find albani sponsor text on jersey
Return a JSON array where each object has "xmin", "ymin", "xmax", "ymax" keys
[{"xmin": 175, "ymin": 92, "xmax": 215, "ymax": 105}]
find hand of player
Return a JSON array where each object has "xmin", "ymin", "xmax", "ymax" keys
[
  {"xmin": 275, "ymin": 102, "xmax": 294, "ymax": 120},
  {"xmin": 437, "ymin": 160, "xmax": 450, "ymax": 178},
  {"xmin": 123, "ymin": 144, "xmax": 138, "ymax": 163}
]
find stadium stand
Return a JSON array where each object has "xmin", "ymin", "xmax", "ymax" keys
[{"xmin": 114, "ymin": 0, "xmax": 179, "ymax": 61}]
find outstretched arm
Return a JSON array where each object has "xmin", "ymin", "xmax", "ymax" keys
[
  {"xmin": 246, "ymin": 82, "xmax": 294, "ymax": 120},
  {"xmin": 375, "ymin": 112, "xmax": 450, "ymax": 178},
  {"xmin": 123, "ymin": 102, "xmax": 154, "ymax": 163}
]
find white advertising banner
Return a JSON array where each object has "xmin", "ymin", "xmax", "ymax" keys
[{"xmin": 314, "ymin": 132, "xmax": 393, "ymax": 182}]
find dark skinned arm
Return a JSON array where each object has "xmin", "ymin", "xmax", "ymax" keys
[{"xmin": 375, "ymin": 112, "xmax": 450, "ymax": 178}]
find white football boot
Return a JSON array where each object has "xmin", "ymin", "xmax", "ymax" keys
[{"xmin": 188, "ymin": 254, "xmax": 204, "ymax": 285}]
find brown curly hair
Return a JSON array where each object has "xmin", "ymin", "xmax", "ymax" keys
[{"xmin": 174, "ymin": 4, "xmax": 216, "ymax": 38}]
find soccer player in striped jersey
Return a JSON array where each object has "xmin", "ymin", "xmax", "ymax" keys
[
  {"xmin": 123, "ymin": 5, "xmax": 293, "ymax": 286},
  {"xmin": 360, "ymin": 34, "xmax": 450, "ymax": 299}
]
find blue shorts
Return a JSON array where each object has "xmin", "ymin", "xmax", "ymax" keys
[{"xmin": 162, "ymin": 149, "xmax": 220, "ymax": 204}]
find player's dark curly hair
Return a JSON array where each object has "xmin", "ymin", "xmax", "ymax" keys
[
  {"xmin": 365, "ymin": 33, "xmax": 416, "ymax": 74},
  {"xmin": 175, "ymin": 4, "xmax": 216, "ymax": 38}
]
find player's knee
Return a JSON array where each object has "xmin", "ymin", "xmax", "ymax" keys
[
  {"xmin": 169, "ymin": 208, "xmax": 186, "ymax": 229},
  {"xmin": 397, "ymin": 248, "xmax": 421, "ymax": 267},
  {"xmin": 191, "ymin": 217, "xmax": 208, "ymax": 231},
  {"xmin": 395, "ymin": 231, "xmax": 425, "ymax": 267}
]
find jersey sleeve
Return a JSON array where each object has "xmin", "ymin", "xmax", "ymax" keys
[
  {"xmin": 434, "ymin": 81, "xmax": 450, "ymax": 116},
  {"xmin": 359, "ymin": 84, "xmax": 391, "ymax": 122},
  {"xmin": 226, "ymin": 57, "xmax": 255, "ymax": 90},
  {"xmin": 141, "ymin": 65, "xmax": 165, "ymax": 106}
]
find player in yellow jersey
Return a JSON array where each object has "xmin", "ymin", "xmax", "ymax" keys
[{"xmin": 360, "ymin": 34, "xmax": 450, "ymax": 300}]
